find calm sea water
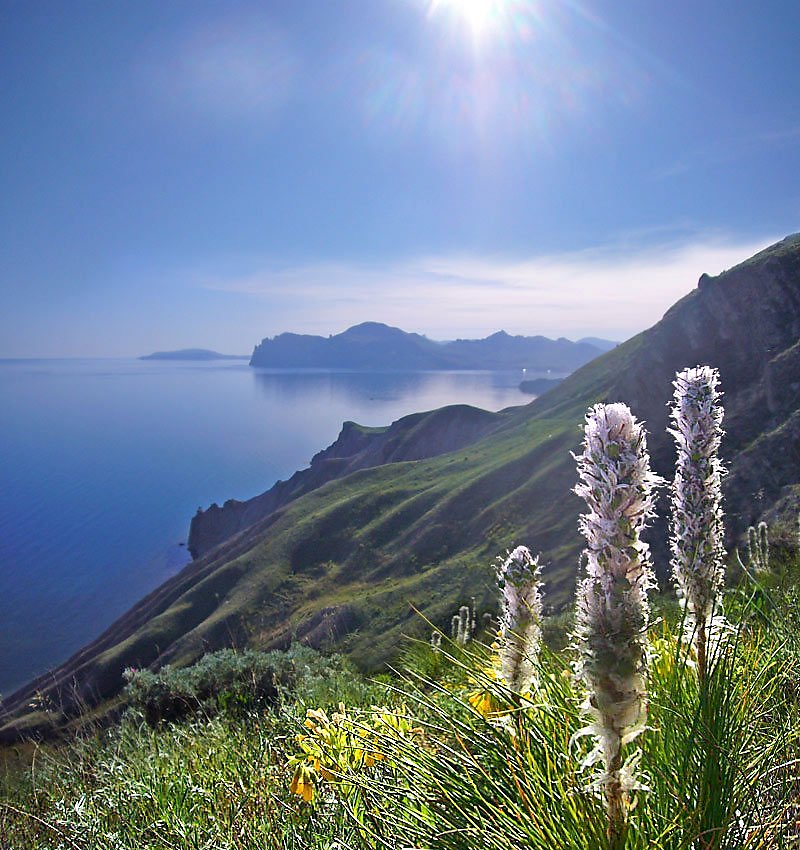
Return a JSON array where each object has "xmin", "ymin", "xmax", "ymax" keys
[{"xmin": 0, "ymin": 359, "xmax": 538, "ymax": 695}]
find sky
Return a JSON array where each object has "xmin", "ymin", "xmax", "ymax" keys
[{"xmin": 1, "ymin": 0, "xmax": 799, "ymax": 356}]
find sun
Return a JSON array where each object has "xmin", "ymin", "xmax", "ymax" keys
[{"xmin": 429, "ymin": 0, "xmax": 508, "ymax": 39}]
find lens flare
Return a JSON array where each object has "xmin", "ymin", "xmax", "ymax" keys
[{"xmin": 430, "ymin": 0, "xmax": 509, "ymax": 39}]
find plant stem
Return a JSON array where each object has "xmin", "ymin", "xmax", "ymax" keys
[
  {"xmin": 697, "ymin": 619, "xmax": 708, "ymax": 685},
  {"xmin": 606, "ymin": 751, "xmax": 627, "ymax": 850}
]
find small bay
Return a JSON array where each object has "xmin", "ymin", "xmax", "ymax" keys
[{"xmin": 0, "ymin": 359, "xmax": 543, "ymax": 695}]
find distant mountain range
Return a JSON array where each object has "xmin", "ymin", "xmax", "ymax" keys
[
  {"xmin": 249, "ymin": 322, "xmax": 617, "ymax": 371},
  {"xmin": 6, "ymin": 235, "xmax": 800, "ymax": 741},
  {"xmin": 140, "ymin": 349, "xmax": 248, "ymax": 361}
]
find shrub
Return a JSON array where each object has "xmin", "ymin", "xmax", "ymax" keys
[
  {"xmin": 122, "ymin": 645, "xmax": 370, "ymax": 726},
  {"xmin": 123, "ymin": 649, "xmax": 284, "ymax": 725}
]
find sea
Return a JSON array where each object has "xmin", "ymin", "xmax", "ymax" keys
[{"xmin": 0, "ymin": 358, "xmax": 542, "ymax": 696}]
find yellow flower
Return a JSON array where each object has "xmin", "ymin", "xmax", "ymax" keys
[
  {"xmin": 363, "ymin": 749, "xmax": 384, "ymax": 767},
  {"xmin": 289, "ymin": 765, "xmax": 314, "ymax": 802},
  {"xmin": 304, "ymin": 707, "xmax": 330, "ymax": 730},
  {"xmin": 468, "ymin": 690, "xmax": 496, "ymax": 719},
  {"xmin": 312, "ymin": 758, "xmax": 336, "ymax": 782}
]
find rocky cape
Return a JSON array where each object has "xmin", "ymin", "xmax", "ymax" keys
[
  {"xmin": 3, "ymin": 234, "xmax": 800, "ymax": 741},
  {"xmin": 249, "ymin": 321, "xmax": 611, "ymax": 371},
  {"xmin": 188, "ymin": 405, "xmax": 508, "ymax": 560}
]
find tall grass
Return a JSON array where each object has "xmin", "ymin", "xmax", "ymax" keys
[
  {"xmin": 4, "ymin": 596, "xmax": 798, "ymax": 849},
  {"xmin": 322, "ymin": 592, "xmax": 800, "ymax": 849},
  {"xmin": 0, "ymin": 646, "xmax": 388, "ymax": 849}
]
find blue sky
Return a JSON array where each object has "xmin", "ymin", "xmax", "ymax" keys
[{"xmin": 1, "ymin": 0, "xmax": 799, "ymax": 356}]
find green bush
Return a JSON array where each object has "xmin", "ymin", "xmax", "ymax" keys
[
  {"xmin": 122, "ymin": 649, "xmax": 283, "ymax": 725},
  {"xmin": 121, "ymin": 644, "xmax": 374, "ymax": 726}
]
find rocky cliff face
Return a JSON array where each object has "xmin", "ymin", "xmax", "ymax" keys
[
  {"xmin": 577, "ymin": 235, "xmax": 800, "ymax": 530},
  {"xmin": 3, "ymin": 234, "xmax": 799, "ymax": 741}
]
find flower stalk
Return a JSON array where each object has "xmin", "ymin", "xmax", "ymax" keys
[
  {"xmin": 572, "ymin": 403, "xmax": 661, "ymax": 849},
  {"xmin": 747, "ymin": 521, "xmax": 769, "ymax": 574},
  {"xmin": 669, "ymin": 366, "xmax": 726, "ymax": 682},
  {"xmin": 495, "ymin": 545, "xmax": 543, "ymax": 696},
  {"xmin": 457, "ymin": 605, "xmax": 471, "ymax": 646}
]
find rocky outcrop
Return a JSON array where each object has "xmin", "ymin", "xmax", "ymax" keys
[
  {"xmin": 530, "ymin": 232, "xmax": 800, "ymax": 552},
  {"xmin": 599, "ymin": 236, "xmax": 800, "ymax": 460},
  {"xmin": 189, "ymin": 404, "xmax": 508, "ymax": 558}
]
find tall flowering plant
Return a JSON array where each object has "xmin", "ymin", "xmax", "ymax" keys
[
  {"xmin": 456, "ymin": 605, "xmax": 471, "ymax": 646},
  {"xmin": 495, "ymin": 545, "xmax": 543, "ymax": 696},
  {"xmin": 573, "ymin": 403, "xmax": 661, "ymax": 849},
  {"xmin": 669, "ymin": 366, "xmax": 726, "ymax": 681},
  {"xmin": 747, "ymin": 521, "xmax": 769, "ymax": 574}
]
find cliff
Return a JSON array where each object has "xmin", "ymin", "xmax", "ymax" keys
[{"xmin": 188, "ymin": 404, "xmax": 509, "ymax": 559}]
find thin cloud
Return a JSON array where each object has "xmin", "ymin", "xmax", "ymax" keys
[{"xmin": 198, "ymin": 234, "xmax": 778, "ymax": 341}]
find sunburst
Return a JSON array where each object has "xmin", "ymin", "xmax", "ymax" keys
[{"xmin": 429, "ymin": 0, "xmax": 509, "ymax": 39}]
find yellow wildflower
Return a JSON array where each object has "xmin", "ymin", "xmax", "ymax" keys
[
  {"xmin": 289, "ymin": 764, "xmax": 315, "ymax": 802},
  {"xmin": 468, "ymin": 690, "xmax": 496, "ymax": 719},
  {"xmin": 304, "ymin": 707, "xmax": 330, "ymax": 730}
]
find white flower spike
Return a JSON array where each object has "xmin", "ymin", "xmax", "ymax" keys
[
  {"xmin": 495, "ymin": 545, "xmax": 543, "ymax": 696},
  {"xmin": 572, "ymin": 402, "xmax": 661, "ymax": 849},
  {"xmin": 669, "ymin": 366, "xmax": 726, "ymax": 679}
]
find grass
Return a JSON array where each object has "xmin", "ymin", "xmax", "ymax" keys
[
  {"xmin": 1, "ymin": 646, "xmax": 389, "ymax": 849},
  {"xmin": 3, "ymin": 563, "xmax": 800, "ymax": 849},
  {"xmin": 350, "ymin": 603, "xmax": 800, "ymax": 849}
]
